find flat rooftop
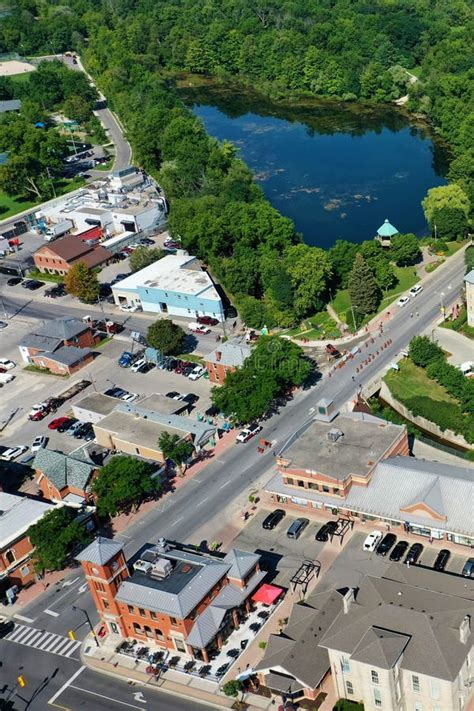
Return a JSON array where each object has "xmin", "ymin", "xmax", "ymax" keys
[
  {"xmin": 74, "ymin": 392, "xmax": 119, "ymax": 416},
  {"xmin": 139, "ymin": 393, "xmax": 186, "ymax": 416},
  {"xmin": 279, "ymin": 413, "xmax": 404, "ymax": 480}
]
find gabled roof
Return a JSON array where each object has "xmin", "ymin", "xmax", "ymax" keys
[
  {"xmin": 75, "ymin": 536, "xmax": 124, "ymax": 565},
  {"xmin": 0, "ymin": 492, "xmax": 55, "ymax": 548},
  {"xmin": 34, "ymin": 448, "xmax": 95, "ymax": 492},
  {"xmin": 377, "ymin": 219, "xmax": 399, "ymax": 237},
  {"xmin": 223, "ymin": 549, "xmax": 260, "ymax": 580},
  {"xmin": 464, "ymin": 269, "xmax": 474, "ymax": 285},
  {"xmin": 205, "ymin": 337, "xmax": 252, "ymax": 368},
  {"xmin": 401, "ymin": 476, "xmax": 446, "ymax": 519},
  {"xmin": 28, "ymin": 317, "xmax": 88, "ymax": 341},
  {"xmin": 351, "ymin": 626, "xmax": 410, "ymax": 668},
  {"xmin": 39, "ymin": 345, "xmax": 92, "ymax": 366},
  {"xmin": 186, "ymin": 605, "xmax": 227, "ymax": 649}
]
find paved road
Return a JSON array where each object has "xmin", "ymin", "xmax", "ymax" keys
[{"xmin": 0, "ymin": 246, "xmax": 467, "ymax": 709}]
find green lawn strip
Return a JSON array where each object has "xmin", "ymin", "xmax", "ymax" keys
[
  {"xmin": 24, "ymin": 365, "xmax": 69, "ymax": 377},
  {"xmin": 176, "ymin": 353, "xmax": 204, "ymax": 364},
  {"xmin": 28, "ymin": 268, "xmax": 64, "ymax": 283},
  {"xmin": 95, "ymin": 336, "xmax": 114, "ymax": 349},
  {"xmin": 425, "ymin": 259, "xmax": 444, "ymax": 273},
  {"xmin": 444, "ymin": 240, "xmax": 466, "ymax": 257},
  {"xmin": 331, "ymin": 289, "xmax": 351, "ymax": 322},
  {"xmin": 333, "ymin": 701, "xmax": 364, "ymax": 711},
  {"xmin": 0, "ymin": 177, "xmax": 85, "ymax": 220}
]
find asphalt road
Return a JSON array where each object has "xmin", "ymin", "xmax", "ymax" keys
[{"xmin": 0, "ymin": 245, "xmax": 467, "ymax": 709}]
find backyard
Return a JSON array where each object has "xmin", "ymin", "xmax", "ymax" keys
[{"xmin": 0, "ymin": 176, "xmax": 85, "ymax": 219}]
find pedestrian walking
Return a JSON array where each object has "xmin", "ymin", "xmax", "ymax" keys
[
  {"xmin": 410, "ymin": 312, "xmax": 413, "ymax": 319},
  {"xmin": 416, "ymin": 311, "xmax": 419, "ymax": 317},
  {"xmin": 351, "ymin": 375, "xmax": 355, "ymax": 382}
]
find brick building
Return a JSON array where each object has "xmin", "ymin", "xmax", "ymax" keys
[
  {"xmin": 204, "ymin": 336, "xmax": 252, "ymax": 384},
  {"xmin": 18, "ymin": 317, "xmax": 98, "ymax": 375},
  {"xmin": 0, "ymin": 492, "xmax": 55, "ymax": 589},
  {"xmin": 33, "ymin": 233, "xmax": 112, "ymax": 275},
  {"xmin": 33, "ymin": 449, "xmax": 97, "ymax": 505},
  {"xmin": 76, "ymin": 537, "xmax": 266, "ymax": 662}
]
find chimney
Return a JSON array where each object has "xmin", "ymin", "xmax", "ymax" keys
[
  {"xmin": 216, "ymin": 351, "xmax": 222, "ymax": 362},
  {"xmin": 460, "ymin": 614, "xmax": 471, "ymax": 644},
  {"xmin": 343, "ymin": 588, "xmax": 355, "ymax": 614}
]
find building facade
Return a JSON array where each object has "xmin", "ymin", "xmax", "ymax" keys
[
  {"xmin": 33, "ymin": 235, "xmax": 112, "ymax": 275},
  {"xmin": 465, "ymin": 270, "xmax": 474, "ymax": 327},
  {"xmin": 33, "ymin": 449, "xmax": 97, "ymax": 505},
  {"xmin": 204, "ymin": 337, "xmax": 252, "ymax": 384}
]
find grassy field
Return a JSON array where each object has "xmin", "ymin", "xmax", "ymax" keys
[
  {"xmin": 286, "ymin": 310, "xmax": 340, "ymax": 340},
  {"xmin": 0, "ymin": 177, "xmax": 85, "ymax": 219}
]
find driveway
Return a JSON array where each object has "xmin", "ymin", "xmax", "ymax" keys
[{"xmin": 433, "ymin": 326, "xmax": 473, "ymax": 366}]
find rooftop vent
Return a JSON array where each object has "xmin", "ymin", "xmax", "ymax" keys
[
  {"xmin": 150, "ymin": 557, "xmax": 173, "ymax": 580},
  {"xmin": 327, "ymin": 428, "xmax": 343, "ymax": 443},
  {"xmin": 156, "ymin": 536, "xmax": 170, "ymax": 553},
  {"xmin": 133, "ymin": 559, "xmax": 152, "ymax": 575}
]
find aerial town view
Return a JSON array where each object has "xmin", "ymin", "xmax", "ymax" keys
[{"xmin": 0, "ymin": 2, "xmax": 473, "ymax": 710}]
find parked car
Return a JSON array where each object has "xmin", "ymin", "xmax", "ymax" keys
[
  {"xmin": 409, "ymin": 284, "xmax": 423, "ymax": 297},
  {"xmin": 236, "ymin": 423, "xmax": 262, "ymax": 443},
  {"xmin": 315, "ymin": 521, "xmax": 338, "ymax": 542},
  {"xmin": 164, "ymin": 358, "xmax": 177, "ymax": 371},
  {"xmin": 19, "ymin": 453, "xmax": 35, "ymax": 466},
  {"xmin": 397, "ymin": 295, "xmax": 410, "ymax": 307},
  {"xmin": 363, "ymin": 530, "xmax": 383, "ymax": 552},
  {"xmin": 197, "ymin": 316, "xmax": 219, "ymax": 326},
  {"xmin": 44, "ymin": 284, "xmax": 66, "ymax": 298},
  {"xmin": 405, "ymin": 542, "xmax": 423, "ymax": 565},
  {"xmin": 287, "ymin": 518, "xmax": 309, "ymax": 540},
  {"xmin": 22, "ymin": 279, "xmax": 44, "ymax": 290},
  {"xmin": 118, "ymin": 351, "xmax": 133, "ymax": 367},
  {"xmin": 0, "ymin": 372, "xmax": 14, "ymax": 384},
  {"xmin": 66, "ymin": 421, "xmax": 83, "ymax": 436},
  {"xmin": 131, "ymin": 358, "xmax": 146, "ymax": 373},
  {"xmin": 325, "ymin": 343, "xmax": 341, "ymax": 358},
  {"xmin": 188, "ymin": 365, "xmax": 206, "ymax": 381},
  {"xmin": 121, "ymin": 392, "xmax": 139, "ymax": 402},
  {"xmin": 139, "ymin": 237, "xmax": 154, "ymax": 246},
  {"xmin": 104, "ymin": 387, "xmax": 128, "ymax": 399},
  {"xmin": 74, "ymin": 422, "xmax": 93, "ymax": 439},
  {"xmin": 7, "ymin": 276, "xmax": 22, "ymax": 286},
  {"xmin": 188, "ymin": 322, "xmax": 210, "ymax": 334},
  {"xmin": 28, "ymin": 404, "xmax": 48, "ymax": 421},
  {"xmin": 433, "ymin": 549, "xmax": 451, "ymax": 572},
  {"xmin": 120, "ymin": 303, "xmax": 139, "ymax": 313},
  {"xmin": 1, "ymin": 445, "xmax": 28, "ymax": 461},
  {"xmin": 58, "ymin": 418, "xmax": 77, "ymax": 433},
  {"xmin": 31, "ymin": 435, "xmax": 48, "ymax": 453},
  {"xmin": 376, "ymin": 533, "xmax": 397, "ymax": 556},
  {"xmin": 0, "ymin": 358, "xmax": 16, "ymax": 370},
  {"xmin": 181, "ymin": 393, "xmax": 199, "ymax": 405},
  {"xmin": 389, "ymin": 540, "xmax": 408, "ymax": 562},
  {"xmin": 136, "ymin": 362, "xmax": 155, "ymax": 374},
  {"xmin": 262, "ymin": 509, "xmax": 286, "ymax": 530},
  {"xmin": 462, "ymin": 558, "xmax": 474, "ymax": 578},
  {"xmin": 48, "ymin": 416, "xmax": 70, "ymax": 430}
]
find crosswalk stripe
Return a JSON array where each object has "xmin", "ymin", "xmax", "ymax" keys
[
  {"xmin": 9, "ymin": 627, "xmax": 39, "ymax": 643},
  {"xmin": 47, "ymin": 637, "xmax": 71, "ymax": 654},
  {"xmin": 4, "ymin": 623, "xmax": 82, "ymax": 659},
  {"xmin": 31, "ymin": 632, "xmax": 54, "ymax": 648},
  {"xmin": 59, "ymin": 640, "xmax": 79, "ymax": 657},
  {"xmin": 64, "ymin": 642, "xmax": 81, "ymax": 658}
]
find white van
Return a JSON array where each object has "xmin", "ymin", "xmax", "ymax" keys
[{"xmin": 0, "ymin": 372, "xmax": 15, "ymax": 385}]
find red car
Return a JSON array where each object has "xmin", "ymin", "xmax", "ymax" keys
[
  {"xmin": 197, "ymin": 316, "xmax": 219, "ymax": 326},
  {"xmin": 29, "ymin": 410, "xmax": 48, "ymax": 422},
  {"xmin": 48, "ymin": 416, "xmax": 70, "ymax": 430}
]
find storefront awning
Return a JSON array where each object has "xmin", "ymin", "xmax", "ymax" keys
[{"xmin": 251, "ymin": 583, "xmax": 284, "ymax": 605}]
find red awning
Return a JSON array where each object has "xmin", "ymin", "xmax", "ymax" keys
[{"xmin": 251, "ymin": 583, "xmax": 284, "ymax": 605}]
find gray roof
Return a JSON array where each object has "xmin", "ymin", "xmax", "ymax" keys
[
  {"xmin": 186, "ymin": 605, "xmax": 227, "ymax": 649},
  {"xmin": 256, "ymin": 590, "xmax": 344, "ymax": 689},
  {"xmin": 75, "ymin": 536, "xmax": 124, "ymax": 565},
  {"xmin": 34, "ymin": 448, "xmax": 95, "ymax": 492},
  {"xmin": 19, "ymin": 334, "xmax": 63, "ymax": 352},
  {"xmin": 0, "ymin": 492, "xmax": 55, "ymax": 548},
  {"xmin": 464, "ymin": 269, "xmax": 474, "ymax": 285},
  {"xmin": 320, "ymin": 565, "xmax": 474, "ymax": 681},
  {"xmin": 30, "ymin": 317, "xmax": 88, "ymax": 341},
  {"xmin": 211, "ymin": 569, "xmax": 266, "ymax": 609},
  {"xmin": 39, "ymin": 345, "xmax": 91, "ymax": 366},
  {"xmin": 205, "ymin": 337, "xmax": 252, "ymax": 368},
  {"xmin": 278, "ymin": 413, "xmax": 405, "ymax": 480},
  {"xmin": 223, "ymin": 549, "xmax": 260, "ymax": 580},
  {"xmin": 74, "ymin": 392, "xmax": 119, "ymax": 417},
  {"xmin": 0, "ymin": 99, "xmax": 21, "ymax": 113}
]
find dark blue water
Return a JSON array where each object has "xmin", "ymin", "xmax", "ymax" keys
[{"xmin": 187, "ymin": 94, "xmax": 448, "ymax": 248}]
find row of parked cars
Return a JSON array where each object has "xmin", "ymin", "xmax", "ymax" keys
[{"xmin": 117, "ymin": 350, "xmax": 207, "ymax": 381}]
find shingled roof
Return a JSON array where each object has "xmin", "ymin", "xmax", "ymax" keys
[{"xmin": 34, "ymin": 448, "xmax": 95, "ymax": 492}]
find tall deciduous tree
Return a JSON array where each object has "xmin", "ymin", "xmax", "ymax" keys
[
  {"xmin": 158, "ymin": 432, "xmax": 195, "ymax": 474},
  {"xmin": 348, "ymin": 253, "xmax": 380, "ymax": 315},
  {"xmin": 422, "ymin": 184, "xmax": 470, "ymax": 228},
  {"xmin": 390, "ymin": 233, "xmax": 421, "ymax": 266},
  {"xmin": 92, "ymin": 456, "xmax": 159, "ymax": 517},
  {"xmin": 64, "ymin": 262, "xmax": 100, "ymax": 303},
  {"xmin": 284, "ymin": 244, "xmax": 332, "ymax": 318},
  {"xmin": 28, "ymin": 507, "xmax": 91, "ymax": 573},
  {"xmin": 129, "ymin": 246, "xmax": 164, "ymax": 273},
  {"xmin": 147, "ymin": 319, "xmax": 186, "ymax": 356}
]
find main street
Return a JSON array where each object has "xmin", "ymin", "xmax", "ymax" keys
[{"xmin": 0, "ymin": 245, "xmax": 467, "ymax": 710}]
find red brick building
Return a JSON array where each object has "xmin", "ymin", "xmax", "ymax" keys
[
  {"xmin": 34, "ymin": 449, "xmax": 97, "ymax": 505},
  {"xmin": 18, "ymin": 317, "xmax": 98, "ymax": 375},
  {"xmin": 77, "ymin": 537, "xmax": 267, "ymax": 662},
  {"xmin": 33, "ymin": 233, "xmax": 111, "ymax": 275},
  {"xmin": 204, "ymin": 337, "xmax": 252, "ymax": 384}
]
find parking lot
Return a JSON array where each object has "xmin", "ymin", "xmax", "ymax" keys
[{"xmin": 231, "ymin": 509, "xmax": 473, "ymax": 591}]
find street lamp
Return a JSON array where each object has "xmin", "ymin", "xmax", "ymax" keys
[{"xmin": 72, "ymin": 605, "xmax": 99, "ymax": 647}]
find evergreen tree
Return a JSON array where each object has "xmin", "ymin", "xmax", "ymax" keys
[{"xmin": 348, "ymin": 253, "xmax": 380, "ymax": 315}]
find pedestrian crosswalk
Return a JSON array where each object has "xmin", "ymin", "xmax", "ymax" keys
[{"xmin": 3, "ymin": 623, "xmax": 81, "ymax": 658}]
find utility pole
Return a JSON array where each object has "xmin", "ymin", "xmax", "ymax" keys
[{"xmin": 350, "ymin": 304, "xmax": 357, "ymax": 332}]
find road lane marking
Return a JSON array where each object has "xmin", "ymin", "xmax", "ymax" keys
[
  {"xmin": 13, "ymin": 613, "xmax": 35, "ymax": 623},
  {"xmin": 218, "ymin": 480, "xmax": 232, "ymax": 489},
  {"xmin": 78, "ymin": 582, "xmax": 89, "ymax": 593},
  {"xmin": 5, "ymin": 622, "xmax": 82, "ymax": 658},
  {"xmin": 62, "ymin": 576, "xmax": 80, "ymax": 587},
  {"xmin": 45, "ymin": 608, "xmax": 60, "ymax": 617},
  {"xmin": 69, "ymin": 685, "xmax": 147, "ymax": 709},
  {"xmin": 196, "ymin": 497, "xmax": 208, "ymax": 507},
  {"xmin": 48, "ymin": 666, "xmax": 86, "ymax": 706},
  {"xmin": 174, "ymin": 515, "xmax": 183, "ymax": 524}
]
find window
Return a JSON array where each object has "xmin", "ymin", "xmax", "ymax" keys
[
  {"xmin": 308, "ymin": 482, "xmax": 319, "ymax": 490},
  {"xmin": 412, "ymin": 675, "xmax": 420, "ymax": 692},
  {"xmin": 170, "ymin": 617, "xmax": 178, "ymax": 626},
  {"xmin": 5, "ymin": 550, "xmax": 15, "ymax": 564},
  {"xmin": 430, "ymin": 680, "xmax": 440, "ymax": 700},
  {"xmin": 155, "ymin": 629, "xmax": 164, "ymax": 640},
  {"xmin": 345, "ymin": 681, "xmax": 354, "ymax": 696},
  {"xmin": 341, "ymin": 657, "xmax": 350, "ymax": 674},
  {"xmin": 144, "ymin": 625, "xmax": 152, "ymax": 638},
  {"xmin": 322, "ymin": 485, "xmax": 330, "ymax": 493},
  {"xmin": 128, "ymin": 605, "xmax": 134, "ymax": 614},
  {"xmin": 150, "ymin": 611, "xmax": 157, "ymax": 620},
  {"xmin": 20, "ymin": 565, "xmax": 29, "ymax": 577},
  {"xmin": 103, "ymin": 600, "xmax": 109, "ymax": 609},
  {"xmin": 174, "ymin": 638, "xmax": 186, "ymax": 652},
  {"xmin": 371, "ymin": 670, "xmax": 379, "ymax": 685},
  {"xmin": 298, "ymin": 480, "xmax": 305, "ymax": 488},
  {"xmin": 110, "ymin": 622, "xmax": 118, "ymax": 634},
  {"xmin": 139, "ymin": 608, "xmax": 146, "ymax": 617},
  {"xmin": 133, "ymin": 623, "xmax": 141, "ymax": 634},
  {"xmin": 286, "ymin": 477, "xmax": 294, "ymax": 486},
  {"xmin": 95, "ymin": 581, "xmax": 105, "ymax": 592},
  {"xmin": 373, "ymin": 689, "xmax": 382, "ymax": 708}
]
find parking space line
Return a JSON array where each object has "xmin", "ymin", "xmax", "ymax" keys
[{"xmin": 69, "ymin": 685, "xmax": 146, "ymax": 709}]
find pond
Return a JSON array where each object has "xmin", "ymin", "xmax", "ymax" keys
[{"xmin": 179, "ymin": 81, "xmax": 450, "ymax": 249}]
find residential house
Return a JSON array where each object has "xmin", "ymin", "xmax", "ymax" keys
[
  {"xmin": 0, "ymin": 492, "xmax": 55, "ymax": 589},
  {"xmin": 465, "ymin": 269, "xmax": 474, "ymax": 327},
  {"xmin": 33, "ymin": 449, "xmax": 97, "ymax": 506},
  {"xmin": 18, "ymin": 317, "xmax": 98, "ymax": 375},
  {"xmin": 112, "ymin": 254, "xmax": 225, "ymax": 322},
  {"xmin": 33, "ymin": 233, "xmax": 112, "ymax": 275},
  {"xmin": 76, "ymin": 537, "xmax": 267, "ymax": 662},
  {"xmin": 204, "ymin": 336, "xmax": 252, "ymax": 383}
]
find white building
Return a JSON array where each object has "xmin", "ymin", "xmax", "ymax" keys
[{"xmin": 465, "ymin": 270, "xmax": 474, "ymax": 327}]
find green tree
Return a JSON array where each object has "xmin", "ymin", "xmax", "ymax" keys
[
  {"xmin": 129, "ymin": 246, "xmax": 164, "ymax": 273},
  {"xmin": 328, "ymin": 240, "xmax": 360, "ymax": 288},
  {"xmin": 373, "ymin": 260, "xmax": 397, "ymax": 292},
  {"xmin": 348, "ymin": 253, "xmax": 380, "ymax": 315},
  {"xmin": 432, "ymin": 207, "xmax": 468, "ymax": 240},
  {"xmin": 390, "ymin": 233, "xmax": 422, "ymax": 266},
  {"xmin": 409, "ymin": 336, "xmax": 444, "ymax": 368},
  {"xmin": 222, "ymin": 680, "xmax": 242, "ymax": 699},
  {"xmin": 284, "ymin": 244, "xmax": 332, "ymax": 318},
  {"xmin": 147, "ymin": 319, "xmax": 186, "ymax": 356},
  {"xmin": 422, "ymin": 184, "xmax": 470, "ymax": 229},
  {"xmin": 64, "ymin": 262, "xmax": 100, "ymax": 303},
  {"xmin": 28, "ymin": 507, "xmax": 91, "ymax": 573},
  {"xmin": 92, "ymin": 456, "xmax": 159, "ymax": 517},
  {"xmin": 465, "ymin": 246, "xmax": 474, "ymax": 273},
  {"xmin": 63, "ymin": 95, "xmax": 93, "ymax": 125},
  {"xmin": 158, "ymin": 432, "xmax": 195, "ymax": 474}
]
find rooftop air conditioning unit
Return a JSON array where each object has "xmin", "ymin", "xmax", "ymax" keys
[
  {"xmin": 327, "ymin": 428, "xmax": 343, "ymax": 443},
  {"xmin": 133, "ymin": 559, "xmax": 153, "ymax": 575},
  {"xmin": 150, "ymin": 558, "xmax": 173, "ymax": 579}
]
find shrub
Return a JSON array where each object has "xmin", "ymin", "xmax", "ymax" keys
[{"xmin": 409, "ymin": 336, "xmax": 444, "ymax": 367}]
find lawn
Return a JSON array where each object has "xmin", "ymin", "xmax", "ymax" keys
[
  {"xmin": 287, "ymin": 310, "xmax": 340, "ymax": 340},
  {"xmin": 0, "ymin": 177, "xmax": 85, "ymax": 220}
]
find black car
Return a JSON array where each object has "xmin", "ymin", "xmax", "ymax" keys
[
  {"xmin": 462, "ymin": 558, "xmax": 474, "ymax": 578},
  {"xmin": 7, "ymin": 276, "xmax": 22, "ymax": 286},
  {"xmin": 433, "ymin": 549, "xmax": 451, "ymax": 572},
  {"xmin": 182, "ymin": 393, "xmax": 199, "ymax": 405},
  {"xmin": 315, "ymin": 521, "xmax": 338, "ymax": 542},
  {"xmin": 389, "ymin": 540, "xmax": 409, "ymax": 562},
  {"xmin": 83, "ymin": 426, "xmax": 95, "ymax": 442},
  {"xmin": 405, "ymin": 542, "xmax": 423, "ymax": 565},
  {"xmin": 137, "ymin": 362, "xmax": 155, "ymax": 374},
  {"xmin": 165, "ymin": 359, "xmax": 178, "ymax": 371},
  {"xmin": 166, "ymin": 391, "xmax": 181, "ymax": 399},
  {"xmin": 104, "ymin": 387, "xmax": 128, "ymax": 399},
  {"xmin": 262, "ymin": 509, "xmax": 286, "ymax": 530},
  {"xmin": 45, "ymin": 284, "xmax": 66, "ymax": 298},
  {"xmin": 58, "ymin": 417, "xmax": 77, "ymax": 433},
  {"xmin": 376, "ymin": 533, "xmax": 397, "ymax": 556},
  {"xmin": 22, "ymin": 279, "xmax": 44, "ymax": 290},
  {"xmin": 74, "ymin": 422, "xmax": 93, "ymax": 439}
]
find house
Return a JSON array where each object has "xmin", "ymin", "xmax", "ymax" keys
[
  {"xmin": 111, "ymin": 254, "xmax": 225, "ymax": 322},
  {"xmin": 375, "ymin": 218, "xmax": 399, "ymax": 246},
  {"xmin": 465, "ymin": 269, "xmax": 474, "ymax": 327},
  {"xmin": 33, "ymin": 448, "xmax": 97, "ymax": 505},
  {"xmin": 93, "ymin": 397, "xmax": 216, "ymax": 463},
  {"xmin": 204, "ymin": 336, "xmax": 252, "ymax": 383},
  {"xmin": 18, "ymin": 317, "xmax": 98, "ymax": 375},
  {"xmin": 257, "ymin": 565, "xmax": 474, "ymax": 711},
  {"xmin": 0, "ymin": 492, "xmax": 55, "ymax": 589},
  {"xmin": 73, "ymin": 392, "xmax": 188, "ymax": 424},
  {"xmin": 266, "ymin": 413, "xmax": 474, "ymax": 546},
  {"xmin": 33, "ymin": 234, "xmax": 112, "ymax": 275},
  {"xmin": 76, "ymin": 537, "xmax": 267, "ymax": 662}
]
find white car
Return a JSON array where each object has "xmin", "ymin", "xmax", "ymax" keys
[
  {"xmin": 188, "ymin": 322, "xmax": 211, "ymax": 334},
  {"xmin": 120, "ymin": 304, "xmax": 139, "ymax": 313},
  {"xmin": 121, "ymin": 392, "xmax": 139, "ymax": 402},
  {"xmin": 188, "ymin": 365, "xmax": 206, "ymax": 381},
  {"xmin": 0, "ymin": 358, "xmax": 16, "ymax": 370},
  {"xmin": 31, "ymin": 435, "xmax": 48, "ymax": 453},
  {"xmin": 236, "ymin": 423, "xmax": 263, "ymax": 443},
  {"xmin": 1, "ymin": 445, "xmax": 28, "ymax": 461},
  {"xmin": 363, "ymin": 531, "xmax": 383, "ymax": 552},
  {"xmin": 396, "ymin": 296, "xmax": 410, "ymax": 307},
  {"xmin": 131, "ymin": 358, "xmax": 146, "ymax": 373},
  {"xmin": 409, "ymin": 284, "xmax": 423, "ymax": 297}
]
